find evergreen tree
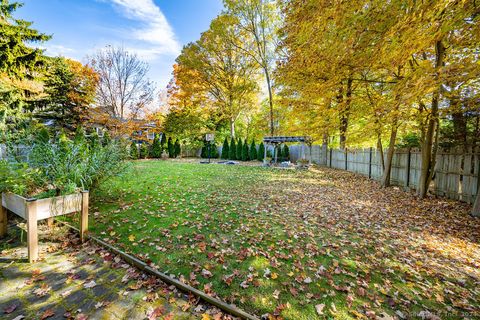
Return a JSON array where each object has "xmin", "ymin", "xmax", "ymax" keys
[
  {"xmin": 0, "ymin": 1, "xmax": 51, "ymax": 78},
  {"xmin": 160, "ymin": 133, "xmax": 167, "ymax": 147},
  {"xmin": 201, "ymin": 140, "xmax": 207, "ymax": 158},
  {"xmin": 221, "ymin": 137, "xmax": 229, "ymax": 159},
  {"xmin": 242, "ymin": 140, "xmax": 249, "ymax": 161},
  {"xmin": 139, "ymin": 143, "xmax": 148, "ymax": 159},
  {"xmin": 167, "ymin": 137, "xmax": 174, "ymax": 158},
  {"xmin": 150, "ymin": 133, "xmax": 162, "ymax": 158},
  {"xmin": 257, "ymin": 142, "xmax": 265, "ymax": 161},
  {"xmin": 229, "ymin": 137, "xmax": 236, "ymax": 160},
  {"xmin": 102, "ymin": 130, "xmax": 111, "ymax": 146},
  {"xmin": 250, "ymin": 140, "xmax": 257, "ymax": 161},
  {"xmin": 283, "ymin": 144, "xmax": 290, "ymax": 161},
  {"xmin": 210, "ymin": 143, "xmax": 219, "ymax": 158},
  {"xmin": 130, "ymin": 141, "xmax": 138, "ymax": 159},
  {"xmin": 236, "ymin": 138, "xmax": 243, "ymax": 160},
  {"xmin": 174, "ymin": 139, "xmax": 181, "ymax": 158}
]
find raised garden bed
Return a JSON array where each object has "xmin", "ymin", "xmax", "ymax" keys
[{"xmin": 0, "ymin": 191, "xmax": 89, "ymax": 262}]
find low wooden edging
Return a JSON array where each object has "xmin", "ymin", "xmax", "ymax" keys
[{"xmin": 58, "ymin": 221, "xmax": 259, "ymax": 320}]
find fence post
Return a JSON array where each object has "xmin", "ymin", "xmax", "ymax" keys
[
  {"xmin": 368, "ymin": 147, "xmax": 372, "ymax": 179},
  {"xmin": 345, "ymin": 148, "xmax": 348, "ymax": 171},
  {"xmin": 80, "ymin": 190, "xmax": 89, "ymax": 243},
  {"xmin": 26, "ymin": 198, "xmax": 38, "ymax": 263},
  {"xmin": 406, "ymin": 147, "xmax": 411, "ymax": 189},
  {"xmin": 329, "ymin": 148, "xmax": 333, "ymax": 168}
]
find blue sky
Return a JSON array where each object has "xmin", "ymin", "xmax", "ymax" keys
[{"xmin": 18, "ymin": 0, "xmax": 224, "ymax": 89}]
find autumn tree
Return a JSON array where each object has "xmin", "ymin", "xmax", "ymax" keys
[
  {"xmin": 90, "ymin": 46, "xmax": 155, "ymax": 120},
  {"xmin": 224, "ymin": 0, "xmax": 279, "ymax": 135},
  {"xmin": 175, "ymin": 14, "xmax": 259, "ymax": 138},
  {"xmin": 39, "ymin": 57, "xmax": 98, "ymax": 130}
]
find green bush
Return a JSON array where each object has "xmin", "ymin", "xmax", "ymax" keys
[
  {"xmin": 257, "ymin": 142, "xmax": 265, "ymax": 161},
  {"xmin": 130, "ymin": 141, "xmax": 139, "ymax": 159},
  {"xmin": 236, "ymin": 139, "xmax": 242, "ymax": 160},
  {"xmin": 221, "ymin": 137, "xmax": 229, "ymax": 159},
  {"xmin": 283, "ymin": 144, "xmax": 290, "ymax": 160},
  {"xmin": 16, "ymin": 132, "xmax": 128, "ymax": 197},
  {"xmin": 150, "ymin": 134, "xmax": 162, "ymax": 158},
  {"xmin": 102, "ymin": 131, "xmax": 112, "ymax": 147},
  {"xmin": 174, "ymin": 139, "xmax": 181, "ymax": 157},
  {"xmin": 242, "ymin": 140, "xmax": 249, "ymax": 161},
  {"xmin": 167, "ymin": 137, "xmax": 174, "ymax": 158},
  {"xmin": 229, "ymin": 138, "xmax": 236, "ymax": 160},
  {"xmin": 250, "ymin": 140, "xmax": 257, "ymax": 161},
  {"xmin": 139, "ymin": 143, "xmax": 149, "ymax": 159}
]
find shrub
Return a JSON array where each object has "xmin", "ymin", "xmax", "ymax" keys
[
  {"xmin": 139, "ymin": 143, "xmax": 149, "ymax": 159},
  {"xmin": 236, "ymin": 139, "xmax": 242, "ymax": 160},
  {"xmin": 24, "ymin": 133, "xmax": 127, "ymax": 197},
  {"xmin": 174, "ymin": 139, "xmax": 181, "ymax": 158},
  {"xmin": 102, "ymin": 131, "xmax": 111, "ymax": 147},
  {"xmin": 150, "ymin": 134, "xmax": 162, "ymax": 158},
  {"xmin": 167, "ymin": 137, "xmax": 174, "ymax": 158},
  {"xmin": 257, "ymin": 142, "xmax": 265, "ymax": 161},
  {"xmin": 229, "ymin": 137, "xmax": 236, "ymax": 160},
  {"xmin": 221, "ymin": 137, "xmax": 229, "ymax": 159},
  {"xmin": 130, "ymin": 141, "xmax": 139, "ymax": 159},
  {"xmin": 283, "ymin": 144, "xmax": 290, "ymax": 160},
  {"xmin": 250, "ymin": 140, "xmax": 257, "ymax": 161},
  {"xmin": 160, "ymin": 133, "xmax": 167, "ymax": 147},
  {"xmin": 89, "ymin": 131, "xmax": 100, "ymax": 149},
  {"xmin": 242, "ymin": 140, "xmax": 249, "ymax": 161}
]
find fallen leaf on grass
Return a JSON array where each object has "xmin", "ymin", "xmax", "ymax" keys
[
  {"xmin": 4, "ymin": 304, "xmax": 17, "ymax": 314},
  {"xmin": 315, "ymin": 303, "xmax": 325, "ymax": 315},
  {"xmin": 40, "ymin": 309, "xmax": 54, "ymax": 319},
  {"xmin": 84, "ymin": 280, "xmax": 97, "ymax": 288}
]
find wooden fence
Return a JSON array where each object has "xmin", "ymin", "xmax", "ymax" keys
[{"xmin": 289, "ymin": 145, "xmax": 479, "ymax": 204}]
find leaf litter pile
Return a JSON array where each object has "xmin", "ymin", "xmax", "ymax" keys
[{"xmin": 83, "ymin": 160, "xmax": 480, "ymax": 319}]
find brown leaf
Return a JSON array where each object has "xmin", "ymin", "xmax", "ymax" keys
[{"xmin": 40, "ymin": 309, "xmax": 55, "ymax": 320}]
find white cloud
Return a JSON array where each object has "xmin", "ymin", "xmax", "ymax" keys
[
  {"xmin": 107, "ymin": 0, "xmax": 180, "ymax": 56},
  {"xmin": 39, "ymin": 44, "xmax": 76, "ymax": 57}
]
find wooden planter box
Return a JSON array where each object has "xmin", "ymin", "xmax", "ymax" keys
[{"xmin": 0, "ymin": 191, "xmax": 89, "ymax": 262}]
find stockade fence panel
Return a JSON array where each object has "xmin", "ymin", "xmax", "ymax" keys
[{"xmin": 288, "ymin": 144, "xmax": 479, "ymax": 204}]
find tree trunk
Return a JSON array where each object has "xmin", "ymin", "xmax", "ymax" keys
[
  {"xmin": 338, "ymin": 78, "xmax": 352, "ymax": 149},
  {"xmin": 377, "ymin": 135, "xmax": 385, "ymax": 171},
  {"xmin": 230, "ymin": 118, "xmax": 235, "ymax": 138},
  {"xmin": 381, "ymin": 124, "xmax": 398, "ymax": 187},
  {"xmin": 418, "ymin": 40, "xmax": 444, "ymax": 198},
  {"xmin": 264, "ymin": 68, "xmax": 274, "ymax": 136}
]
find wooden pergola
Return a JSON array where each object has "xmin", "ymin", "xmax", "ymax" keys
[{"xmin": 263, "ymin": 136, "xmax": 312, "ymax": 165}]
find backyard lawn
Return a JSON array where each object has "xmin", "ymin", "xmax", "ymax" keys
[{"xmin": 80, "ymin": 160, "xmax": 479, "ymax": 319}]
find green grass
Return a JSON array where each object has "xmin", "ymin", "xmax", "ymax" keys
[{"xmin": 73, "ymin": 160, "xmax": 479, "ymax": 319}]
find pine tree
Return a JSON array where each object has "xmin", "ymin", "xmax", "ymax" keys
[
  {"xmin": 0, "ymin": 1, "xmax": 51, "ymax": 78},
  {"xmin": 140, "ymin": 143, "xmax": 148, "ymax": 159},
  {"xmin": 221, "ymin": 137, "xmax": 229, "ymax": 159},
  {"xmin": 242, "ymin": 140, "xmax": 249, "ymax": 161},
  {"xmin": 160, "ymin": 133, "xmax": 167, "ymax": 147},
  {"xmin": 236, "ymin": 138, "xmax": 242, "ymax": 161},
  {"xmin": 250, "ymin": 140, "xmax": 257, "ymax": 161},
  {"xmin": 150, "ymin": 134, "xmax": 161, "ymax": 158},
  {"xmin": 167, "ymin": 137, "xmax": 174, "ymax": 158},
  {"xmin": 229, "ymin": 137, "xmax": 236, "ymax": 160},
  {"xmin": 130, "ymin": 141, "xmax": 138, "ymax": 159},
  {"xmin": 283, "ymin": 144, "xmax": 290, "ymax": 161},
  {"xmin": 257, "ymin": 142, "xmax": 265, "ymax": 161},
  {"xmin": 210, "ymin": 143, "xmax": 219, "ymax": 158},
  {"xmin": 174, "ymin": 139, "xmax": 181, "ymax": 158}
]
